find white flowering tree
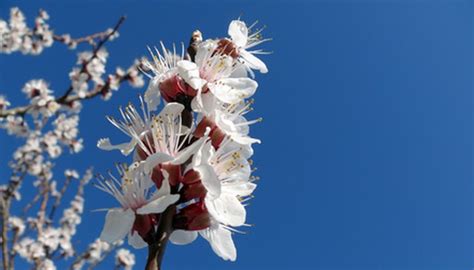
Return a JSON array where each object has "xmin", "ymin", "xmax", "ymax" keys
[{"xmin": 0, "ymin": 7, "xmax": 268, "ymax": 270}]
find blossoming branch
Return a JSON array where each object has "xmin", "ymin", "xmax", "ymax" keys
[
  {"xmin": 0, "ymin": 7, "xmax": 143, "ymax": 270},
  {"xmin": 96, "ymin": 20, "xmax": 269, "ymax": 269}
]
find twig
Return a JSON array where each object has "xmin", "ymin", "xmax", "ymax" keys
[
  {"xmin": 22, "ymin": 189, "xmax": 45, "ymax": 216},
  {"xmin": 8, "ymin": 228, "xmax": 20, "ymax": 269},
  {"xmin": 48, "ymin": 175, "xmax": 72, "ymax": 220},
  {"xmin": 53, "ymin": 31, "xmax": 110, "ymax": 46},
  {"xmin": 145, "ymin": 205, "xmax": 176, "ymax": 270},
  {"xmin": 36, "ymin": 182, "xmax": 50, "ymax": 235}
]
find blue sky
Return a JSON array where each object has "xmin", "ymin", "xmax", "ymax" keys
[{"xmin": 0, "ymin": 1, "xmax": 473, "ymax": 269}]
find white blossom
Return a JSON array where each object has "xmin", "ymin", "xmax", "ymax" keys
[
  {"xmin": 65, "ymin": 169, "xmax": 79, "ymax": 179},
  {"xmin": 9, "ymin": 216, "xmax": 26, "ymax": 235},
  {"xmin": 22, "ymin": 79, "xmax": 59, "ymax": 117},
  {"xmin": 0, "ymin": 7, "xmax": 54, "ymax": 55},
  {"xmin": 0, "ymin": 95, "xmax": 10, "ymax": 110},
  {"xmin": 115, "ymin": 248, "xmax": 135, "ymax": 270},
  {"xmin": 1, "ymin": 115, "xmax": 29, "ymax": 136},
  {"xmin": 38, "ymin": 259, "xmax": 56, "ymax": 270},
  {"xmin": 97, "ymin": 163, "xmax": 179, "ymax": 248},
  {"xmin": 227, "ymin": 20, "xmax": 269, "ymax": 74}
]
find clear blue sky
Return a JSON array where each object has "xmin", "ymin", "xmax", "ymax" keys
[{"xmin": 0, "ymin": 1, "xmax": 473, "ymax": 269}]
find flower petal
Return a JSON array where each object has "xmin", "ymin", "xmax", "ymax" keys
[
  {"xmin": 128, "ymin": 231, "xmax": 148, "ymax": 249},
  {"xmin": 195, "ymin": 164, "xmax": 221, "ymax": 199},
  {"xmin": 191, "ymin": 141, "xmax": 214, "ymax": 168},
  {"xmin": 223, "ymin": 182, "xmax": 257, "ymax": 197},
  {"xmin": 228, "ymin": 20, "xmax": 248, "ymax": 48},
  {"xmin": 169, "ymin": 230, "xmax": 198, "ymax": 245},
  {"xmin": 240, "ymin": 49, "xmax": 268, "ymax": 74},
  {"xmin": 158, "ymin": 102, "xmax": 185, "ymax": 118},
  {"xmin": 195, "ymin": 40, "xmax": 218, "ymax": 67},
  {"xmin": 97, "ymin": 138, "xmax": 136, "ymax": 156},
  {"xmin": 100, "ymin": 208, "xmax": 135, "ymax": 244},
  {"xmin": 230, "ymin": 133, "xmax": 261, "ymax": 145},
  {"xmin": 202, "ymin": 226, "xmax": 237, "ymax": 261},
  {"xmin": 177, "ymin": 60, "xmax": 205, "ymax": 90},
  {"xmin": 171, "ymin": 136, "xmax": 208, "ymax": 165},
  {"xmin": 191, "ymin": 92, "xmax": 217, "ymax": 115},
  {"xmin": 155, "ymin": 169, "xmax": 172, "ymax": 197},
  {"xmin": 136, "ymin": 194, "xmax": 179, "ymax": 215},
  {"xmin": 208, "ymin": 78, "xmax": 257, "ymax": 104},
  {"xmin": 206, "ymin": 194, "xmax": 246, "ymax": 227},
  {"xmin": 230, "ymin": 63, "xmax": 248, "ymax": 78},
  {"xmin": 220, "ymin": 140, "xmax": 254, "ymax": 159},
  {"xmin": 144, "ymin": 76, "xmax": 161, "ymax": 111},
  {"xmin": 143, "ymin": 152, "xmax": 174, "ymax": 173}
]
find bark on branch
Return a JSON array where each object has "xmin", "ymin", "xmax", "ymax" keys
[{"xmin": 145, "ymin": 205, "xmax": 176, "ymax": 270}]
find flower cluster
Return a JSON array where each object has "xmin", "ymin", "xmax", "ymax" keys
[
  {"xmin": 70, "ymin": 238, "xmax": 118, "ymax": 270},
  {"xmin": 97, "ymin": 19, "xmax": 269, "ymax": 262},
  {"xmin": 70, "ymin": 49, "xmax": 144, "ymax": 101},
  {"xmin": 11, "ymin": 170, "xmax": 93, "ymax": 269},
  {"xmin": 115, "ymin": 248, "xmax": 136, "ymax": 270},
  {"xmin": 0, "ymin": 8, "xmax": 53, "ymax": 55}
]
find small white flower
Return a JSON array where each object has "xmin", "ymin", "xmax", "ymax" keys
[
  {"xmin": 98, "ymin": 102, "xmax": 207, "ymax": 168},
  {"xmin": 65, "ymin": 169, "xmax": 79, "ymax": 179},
  {"xmin": 22, "ymin": 79, "xmax": 58, "ymax": 117},
  {"xmin": 8, "ymin": 216, "xmax": 25, "ymax": 235},
  {"xmin": 97, "ymin": 98, "xmax": 153, "ymax": 156},
  {"xmin": 37, "ymin": 258, "xmax": 56, "ymax": 270},
  {"xmin": 141, "ymin": 43, "xmax": 186, "ymax": 110},
  {"xmin": 0, "ymin": 95, "xmax": 10, "ymax": 110},
  {"xmin": 193, "ymin": 93, "xmax": 261, "ymax": 146},
  {"xmin": 227, "ymin": 20, "xmax": 269, "ymax": 74},
  {"xmin": 115, "ymin": 248, "xmax": 136, "ymax": 270},
  {"xmin": 170, "ymin": 140, "xmax": 255, "ymax": 261},
  {"xmin": 97, "ymin": 164, "xmax": 179, "ymax": 248},
  {"xmin": 69, "ymin": 68, "xmax": 89, "ymax": 98},
  {"xmin": 87, "ymin": 239, "xmax": 112, "ymax": 263}
]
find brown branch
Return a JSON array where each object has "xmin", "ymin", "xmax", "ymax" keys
[
  {"xmin": 48, "ymin": 175, "xmax": 72, "ymax": 220},
  {"xmin": 36, "ymin": 183, "xmax": 50, "ymax": 235},
  {"xmin": 0, "ymin": 15, "xmax": 127, "ymax": 118},
  {"xmin": 0, "ymin": 198, "xmax": 10, "ymax": 270},
  {"xmin": 53, "ymin": 31, "xmax": 110, "ymax": 46},
  {"xmin": 0, "ymin": 169, "xmax": 28, "ymax": 270},
  {"xmin": 145, "ymin": 205, "xmax": 176, "ymax": 270},
  {"xmin": 8, "ymin": 228, "xmax": 19, "ymax": 270},
  {"xmin": 0, "ymin": 66, "xmax": 132, "ymax": 119},
  {"xmin": 57, "ymin": 15, "xmax": 126, "ymax": 103}
]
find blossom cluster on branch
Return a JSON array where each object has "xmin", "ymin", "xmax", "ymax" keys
[
  {"xmin": 0, "ymin": 7, "xmax": 144, "ymax": 270},
  {"xmin": 96, "ymin": 19, "xmax": 269, "ymax": 268},
  {"xmin": 0, "ymin": 8, "xmax": 53, "ymax": 55}
]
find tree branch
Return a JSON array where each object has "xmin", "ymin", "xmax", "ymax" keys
[
  {"xmin": 145, "ymin": 205, "xmax": 176, "ymax": 270},
  {"xmin": 0, "ymin": 15, "xmax": 127, "ymax": 118},
  {"xmin": 57, "ymin": 15, "xmax": 126, "ymax": 103},
  {"xmin": 0, "ymin": 198, "xmax": 10, "ymax": 270}
]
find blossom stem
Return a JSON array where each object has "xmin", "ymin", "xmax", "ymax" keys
[{"xmin": 145, "ymin": 205, "xmax": 176, "ymax": 270}]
